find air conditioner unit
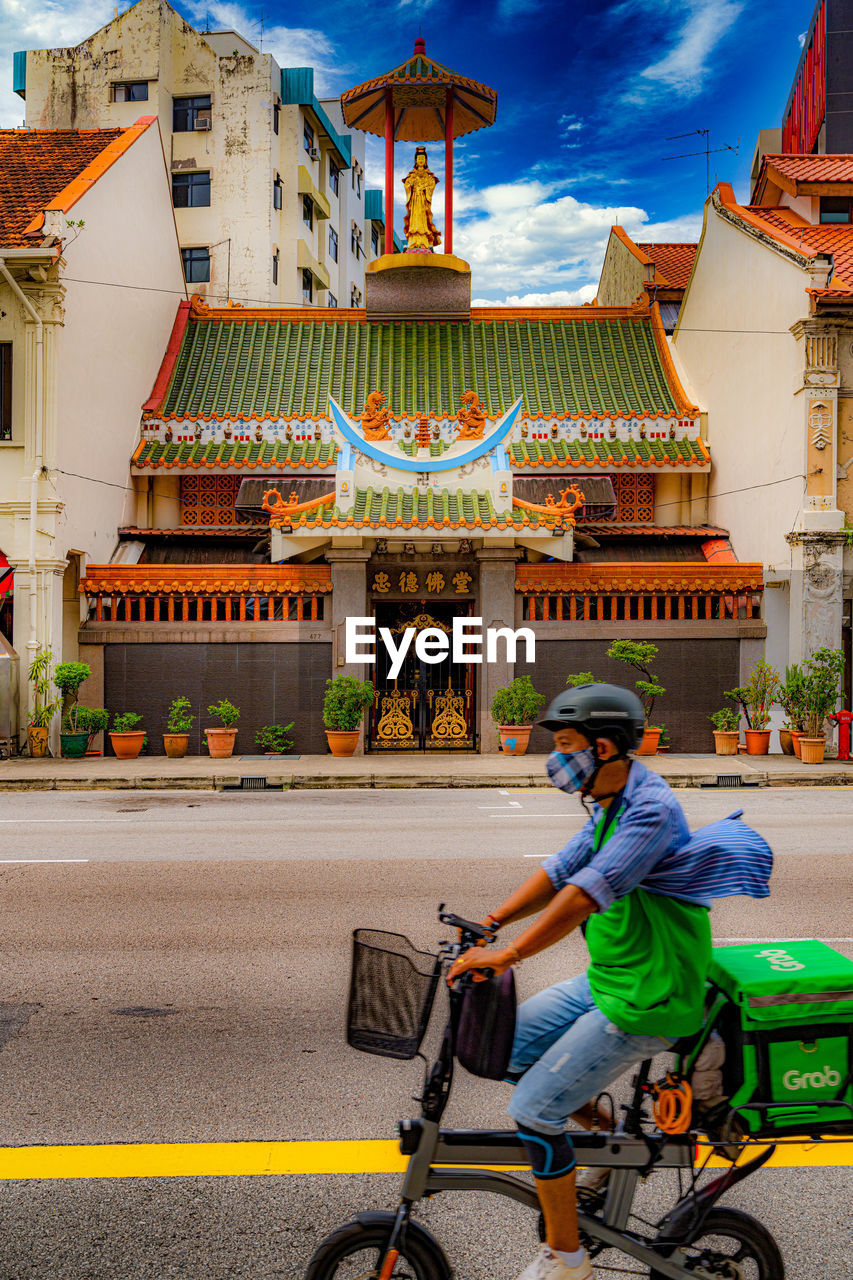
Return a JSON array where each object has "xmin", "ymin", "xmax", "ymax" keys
[
  {"xmin": 194, "ymin": 116, "xmax": 211, "ymax": 131},
  {"xmin": 309, "ymin": 148, "xmax": 320, "ymax": 160}
]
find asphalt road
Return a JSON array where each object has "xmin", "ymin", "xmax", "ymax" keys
[{"xmin": 0, "ymin": 788, "xmax": 850, "ymax": 1279}]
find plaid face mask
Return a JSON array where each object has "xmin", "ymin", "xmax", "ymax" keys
[{"xmin": 547, "ymin": 748, "xmax": 597, "ymax": 794}]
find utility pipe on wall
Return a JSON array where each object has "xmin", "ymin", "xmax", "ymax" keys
[{"xmin": 0, "ymin": 258, "xmax": 44, "ymax": 678}]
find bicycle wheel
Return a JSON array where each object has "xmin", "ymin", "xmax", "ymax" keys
[
  {"xmin": 304, "ymin": 1212, "xmax": 453, "ymax": 1280},
  {"xmin": 651, "ymin": 1207, "xmax": 785, "ymax": 1279}
]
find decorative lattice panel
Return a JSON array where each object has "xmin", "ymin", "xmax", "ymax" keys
[
  {"xmin": 609, "ymin": 474, "xmax": 655, "ymax": 523},
  {"xmin": 180, "ymin": 475, "xmax": 253, "ymax": 526}
]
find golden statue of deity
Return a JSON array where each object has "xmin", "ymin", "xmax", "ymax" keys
[{"xmin": 403, "ymin": 147, "xmax": 441, "ymax": 251}]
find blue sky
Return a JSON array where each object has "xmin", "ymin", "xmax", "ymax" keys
[{"xmin": 0, "ymin": 0, "xmax": 817, "ymax": 303}]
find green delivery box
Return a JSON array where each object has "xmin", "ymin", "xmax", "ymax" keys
[{"xmin": 707, "ymin": 940, "xmax": 853, "ymax": 1138}]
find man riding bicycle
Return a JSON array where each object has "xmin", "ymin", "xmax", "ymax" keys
[{"xmin": 448, "ymin": 682, "xmax": 740, "ymax": 1280}]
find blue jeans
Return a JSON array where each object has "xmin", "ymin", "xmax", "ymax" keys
[{"xmin": 506, "ymin": 973, "xmax": 674, "ymax": 1135}]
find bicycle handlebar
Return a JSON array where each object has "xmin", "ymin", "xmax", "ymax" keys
[{"xmin": 438, "ymin": 903, "xmax": 496, "ymax": 944}]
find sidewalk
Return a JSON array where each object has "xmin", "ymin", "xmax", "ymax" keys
[{"xmin": 1, "ymin": 751, "xmax": 851, "ymax": 791}]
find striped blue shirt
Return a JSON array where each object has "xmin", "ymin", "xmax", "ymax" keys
[{"xmin": 542, "ymin": 754, "xmax": 773, "ymax": 913}]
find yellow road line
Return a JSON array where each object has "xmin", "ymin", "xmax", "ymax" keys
[{"xmin": 0, "ymin": 1139, "xmax": 849, "ymax": 1181}]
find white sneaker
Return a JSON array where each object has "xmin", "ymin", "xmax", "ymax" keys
[
  {"xmin": 575, "ymin": 1166, "xmax": 611, "ymax": 1195},
  {"xmin": 513, "ymin": 1243, "xmax": 593, "ymax": 1280}
]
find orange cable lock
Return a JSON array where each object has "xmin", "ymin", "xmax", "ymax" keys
[{"xmin": 651, "ymin": 1072, "xmax": 693, "ymax": 1135}]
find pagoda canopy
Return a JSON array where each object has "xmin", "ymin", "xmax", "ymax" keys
[{"xmin": 341, "ymin": 37, "xmax": 497, "ymax": 141}]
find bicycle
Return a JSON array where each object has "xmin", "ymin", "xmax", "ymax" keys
[{"xmin": 305, "ymin": 907, "xmax": 787, "ymax": 1279}]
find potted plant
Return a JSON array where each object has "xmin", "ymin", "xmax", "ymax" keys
[
  {"xmin": 489, "ymin": 675, "xmax": 546, "ymax": 755},
  {"xmin": 75, "ymin": 706, "xmax": 109, "ymax": 755},
  {"xmin": 205, "ymin": 699, "xmax": 240, "ymax": 758},
  {"xmin": 800, "ymin": 646, "xmax": 846, "ymax": 764},
  {"xmin": 777, "ymin": 665, "xmax": 807, "ymax": 756},
  {"xmin": 109, "ymin": 711, "xmax": 145, "ymax": 759},
  {"xmin": 709, "ymin": 707, "xmax": 740, "ymax": 755},
  {"xmin": 164, "ymin": 696, "xmax": 195, "ymax": 758},
  {"xmin": 53, "ymin": 661, "xmax": 91, "ymax": 724},
  {"xmin": 606, "ymin": 640, "xmax": 665, "ymax": 754},
  {"xmin": 59, "ymin": 704, "xmax": 90, "ymax": 758},
  {"xmin": 256, "ymin": 723, "xmax": 295, "ymax": 755},
  {"xmin": 739, "ymin": 658, "xmax": 781, "ymax": 755},
  {"xmin": 26, "ymin": 647, "xmax": 59, "ymax": 757},
  {"xmin": 323, "ymin": 675, "xmax": 375, "ymax": 756}
]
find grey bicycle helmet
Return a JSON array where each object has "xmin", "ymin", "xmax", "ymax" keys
[{"xmin": 538, "ymin": 683, "xmax": 645, "ymax": 754}]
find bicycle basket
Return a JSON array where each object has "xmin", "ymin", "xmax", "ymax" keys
[{"xmin": 347, "ymin": 929, "xmax": 441, "ymax": 1060}]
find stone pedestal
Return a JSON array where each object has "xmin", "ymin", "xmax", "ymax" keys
[
  {"xmin": 326, "ymin": 547, "xmax": 371, "ymax": 755},
  {"xmin": 476, "ymin": 548, "xmax": 520, "ymax": 754},
  {"xmin": 786, "ymin": 528, "xmax": 846, "ymax": 663},
  {"xmin": 365, "ymin": 253, "xmax": 471, "ymax": 321}
]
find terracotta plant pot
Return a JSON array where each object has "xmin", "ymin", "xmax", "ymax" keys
[
  {"xmin": 60, "ymin": 731, "xmax": 89, "ymax": 759},
  {"xmin": 790, "ymin": 731, "xmax": 804, "ymax": 759},
  {"xmin": 744, "ymin": 728, "xmax": 771, "ymax": 756},
  {"xmin": 799, "ymin": 735, "xmax": 826, "ymax": 764},
  {"xmin": 636, "ymin": 727, "xmax": 662, "ymax": 756},
  {"xmin": 205, "ymin": 728, "xmax": 237, "ymax": 758},
  {"xmin": 497, "ymin": 725, "xmax": 532, "ymax": 756},
  {"xmin": 163, "ymin": 733, "xmax": 189, "ymax": 759},
  {"xmin": 778, "ymin": 728, "xmax": 794, "ymax": 756},
  {"xmin": 713, "ymin": 730, "xmax": 740, "ymax": 756},
  {"xmin": 110, "ymin": 730, "xmax": 145, "ymax": 760},
  {"xmin": 325, "ymin": 729, "xmax": 360, "ymax": 757},
  {"xmin": 27, "ymin": 726, "xmax": 49, "ymax": 758}
]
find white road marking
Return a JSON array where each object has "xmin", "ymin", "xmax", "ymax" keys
[
  {"xmin": 0, "ymin": 859, "xmax": 90, "ymax": 864},
  {"xmin": 0, "ymin": 818, "xmax": 128, "ymax": 824}
]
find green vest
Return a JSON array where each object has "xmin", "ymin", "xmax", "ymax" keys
[{"xmin": 585, "ymin": 803, "xmax": 711, "ymax": 1038}]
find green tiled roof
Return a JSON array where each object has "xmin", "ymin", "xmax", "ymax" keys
[
  {"xmin": 132, "ymin": 438, "xmax": 338, "ymax": 470},
  {"xmin": 509, "ymin": 438, "xmax": 711, "ymax": 468},
  {"xmin": 397, "ymin": 439, "xmax": 451, "ymax": 457},
  {"xmin": 288, "ymin": 487, "xmax": 559, "ymax": 529},
  {"xmin": 156, "ymin": 316, "xmax": 690, "ymax": 422}
]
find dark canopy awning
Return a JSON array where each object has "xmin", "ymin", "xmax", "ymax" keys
[{"xmin": 514, "ymin": 475, "xmax": 616, "ymax": 519}]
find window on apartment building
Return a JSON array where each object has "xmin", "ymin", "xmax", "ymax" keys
[
  {"xmin": 112, "ymin": 81, "xmax": 149, "ymax": 102},
  {"xmin": 820, "ymin": 196, "xmax": 852, "ymax": 224},
  {"xmin": 181, "ymin": 247, "xmax": 210, "ymax": 283},
  {"xmin": 304, "ymin": 120, "xmax": 315, "ymax": 153},
  {"xmin": 272, "ymin": 250, "xmax": 279, "ymax": 285},
  {"xmin": 172, "ymin": 171, "xmax": 211, "ymax": 208},
  {"xmin": 173, "ymin": 95, "xmax": 212, "ymax": 132},
  {"xmin": 351, "ymin": 226, "xmax": 362, "ymax": 258},
  {"xmin": 302, "ymin": 269, "xmax": 313, "ymax": 303},
  {"xmin": 273, "ymin": 176, "xmax": 283, "ymax": 210},
  {"xmin": 0, "ymin": 343, "xmax": 11, "ymax": 441},
  {"xmin": 273, "ymin": 102, "xmax": 280, "ymax": 135},
  {"xmin": 329, "ymin": 226, "xmax": 339, "ymax": 262},
  {"xmin": 350, "ymin": 285, "xmax": 362, "ymax": 307},
  {"xmin": 329, "ymin": 163, "xmax": 339, "ymax": 196},
  {"xmin": 302, "ymin": 194, "xmax": 313, "ymax": 229},
  {"xmin": 371, "ymin": 224, "xmax": 380, "ymax": 255},
  {"xmin": 328, "ymin": 293, "xmax": 338, "ymax": 309},
  {"xmin": 352, "ymin": 164, "xmax": 362, "ymax": 197}
]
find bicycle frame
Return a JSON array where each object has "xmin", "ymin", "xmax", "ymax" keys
[{"xmin": 372, "ymin": 912, "xmax": 774, "ymax": 1280}]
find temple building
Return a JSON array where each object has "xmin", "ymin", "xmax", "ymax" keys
[{"xmin": 73, "ymin": 40, "xmax": 764, "ymax": 756}]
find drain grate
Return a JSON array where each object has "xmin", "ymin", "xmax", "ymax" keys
[
  {"xmin": 222, "ymin": 776, "xmax": 284, "ymax": 791},
  {"xmin": 701, "ymin": 774, "xmax": 762, "ymax": 789},
  {"xmin": 240, "ymin": 776, "xmax": 267, "ymax": 790}
]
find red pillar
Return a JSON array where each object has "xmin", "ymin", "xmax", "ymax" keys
[
  {"xmin": 444, "ymin": 88, "xmax": 453, "ymax": 256},
  {"xmin": 384, "ymin": 87, "xmax": 394, "ymax": 256}
]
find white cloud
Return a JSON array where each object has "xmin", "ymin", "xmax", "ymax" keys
[
  {"xmin": 455, "ymin": 176, "xmax": 702, "ymax": 302},
  {"xmin": 621, "ymin": 0, "xmax": 744, "ymax": 105},
  {"xmin": 473, "ymin": 285, "xmax": 598, "ymax": 307},
  {"xmin": 559, "ymin": 113, "xmax": 583, "ymax": 134},
  {"xmin": 185, "ymin": 1, "xmax": 342, "ymax": 94},
  {"xmin": 798, "ymin": 29, "xmax": 807, "ymax": 49}
]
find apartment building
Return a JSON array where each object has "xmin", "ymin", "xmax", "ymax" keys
[{"xmin": 13, "ymin": 0, "xmax": 395, "ymax": 308}]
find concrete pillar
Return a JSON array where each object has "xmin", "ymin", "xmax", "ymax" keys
[
  {"xmin": 786, "ymin": 529, "xmax": 846, "ymax": 664},
  {"xmin": 476, "ymin": 547, "xmax": 519, "ymax": 754},
  {"xmin": 326, "ymin": 546, "xmax": 370, "ymax": 754}
]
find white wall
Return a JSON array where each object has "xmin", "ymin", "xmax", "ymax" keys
[
  {"xmin": 55, "ymin": 121, "xmax": 186, "ymax": 567},
  {"xmin": 674, "ymin": 205, "xmax": 807, "ymax": 573}
]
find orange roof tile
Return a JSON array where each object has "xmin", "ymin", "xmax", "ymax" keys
[
  {"xmin": 715, "ymin": 184, "xmax": 853, "ymax": 294},
  {"xmin": 636, "ymin": 242, "xmax": 697, "ymax": 290},
  {"xmin": 758, "ymin": 154, "xmax": 853, "ymax": 195},
  {"xmin": 0, "ymin": 118, "xmax": 155, "ymax": 247},
  {"xmin": 515, "ymin": 562, "xmax": 763, "ymax": 595}
]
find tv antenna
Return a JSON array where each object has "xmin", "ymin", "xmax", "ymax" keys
[{"xmin": 662, "ymin": 128, "xmax": 739, "ymax": 196}]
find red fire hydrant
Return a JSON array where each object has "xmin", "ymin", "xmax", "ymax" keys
[{"xmin": 828, "ymin": 709, "xmax": 853, "ymax": 761}]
